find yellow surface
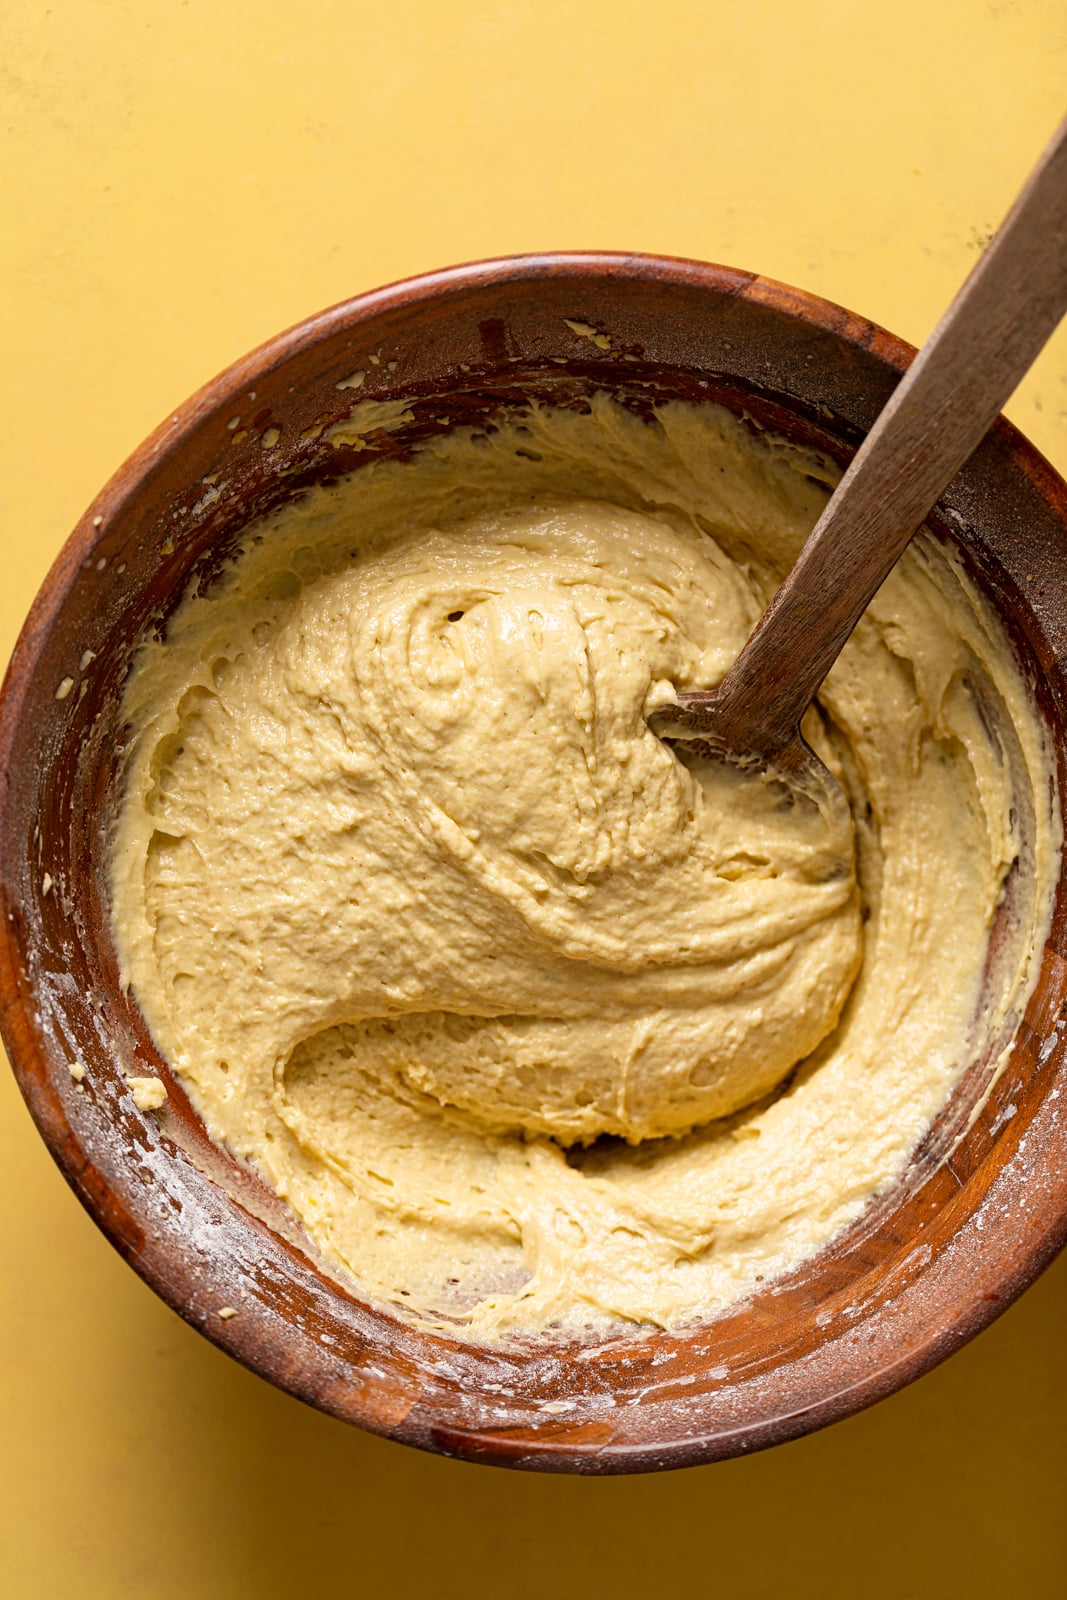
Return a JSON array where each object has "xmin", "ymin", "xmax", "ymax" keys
[{"xmin": 1, "ymin": 3, "xmax": 1065, "ymax": 1596}]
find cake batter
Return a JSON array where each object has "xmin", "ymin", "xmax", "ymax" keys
[{"xmin": 109, "ymin": 396, "xmax": 1057, "ymax": 1339}]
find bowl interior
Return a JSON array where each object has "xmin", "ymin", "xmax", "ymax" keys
[{"xmin": 3, "ymin": 255, "xmax": 1067, "ymax": 1472}]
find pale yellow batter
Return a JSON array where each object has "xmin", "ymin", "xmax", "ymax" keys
[{"xmin": 110, "ymin": 397, "xmax": 1057, "ymax": 1340}]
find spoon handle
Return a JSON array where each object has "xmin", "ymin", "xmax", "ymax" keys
[{"xmin": 710, "ymin": 113, "xmax": 1067, "ymax": 755}]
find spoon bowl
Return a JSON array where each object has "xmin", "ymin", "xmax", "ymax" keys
[{"xmin": 649, "ymin": 695, "xmax": 847, "ymax": 823}]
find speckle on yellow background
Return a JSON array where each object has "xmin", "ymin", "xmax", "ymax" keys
[{"xmin": 1, "ymin": 5, "xmax": 1065, "ymax": 1597}]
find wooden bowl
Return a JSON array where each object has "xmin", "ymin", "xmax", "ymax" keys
[{"xmin": 3, "ymin": 254, "xmax": 1067, "ymax": 1474}]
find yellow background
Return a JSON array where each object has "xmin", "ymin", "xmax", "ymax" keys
[{"xmin": 2, "ymin": 3, "xmax": 1065, "ymax": 1595}]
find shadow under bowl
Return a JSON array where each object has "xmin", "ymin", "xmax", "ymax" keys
[{"xmin": 3, "ymin": 253, "xmax": 1067, "ymax": 1474}]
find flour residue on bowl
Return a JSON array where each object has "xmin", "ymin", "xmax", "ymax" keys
[{"xmin": 108, "ymin": 397, "xmax": 1059, "ymax": 1341}]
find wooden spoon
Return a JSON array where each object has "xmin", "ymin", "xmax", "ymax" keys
[{"xmin": 652, "ymin": 115, "xmax": 1067, "ymax": 798}]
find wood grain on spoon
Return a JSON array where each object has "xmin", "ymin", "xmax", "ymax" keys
[{"xmin": 654, "ymin": 113, "xmax": 1067, "ymax": 767}]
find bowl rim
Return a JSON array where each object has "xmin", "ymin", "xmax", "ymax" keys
[{"xmin": 3, "ymin": 249, "xmax": 1067, "ymax": 1474}]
